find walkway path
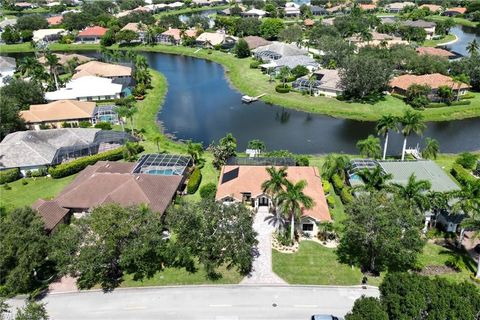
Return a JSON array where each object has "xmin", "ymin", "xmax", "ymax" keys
[{"xmin": 241, "ymin": 207, "xmax": 286, "ymax": 284}]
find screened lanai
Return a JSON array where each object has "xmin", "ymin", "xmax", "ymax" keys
[{"xmin": 132, "ymin": 154, "xmax": 193, "ymax": 176}]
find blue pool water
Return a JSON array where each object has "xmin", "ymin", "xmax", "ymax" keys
[{"xmin": 145, "ymin": 169, "xmax": 175, "ymax": 175}]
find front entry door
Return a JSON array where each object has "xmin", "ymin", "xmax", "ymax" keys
[{"xmin": 258, "ymin": 196, "xmax": 269, "ymax": 206}]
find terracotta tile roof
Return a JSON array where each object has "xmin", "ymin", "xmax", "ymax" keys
[
  {"xmin": 216, "ymin": 165, "xmax": 331, "ymax": 222},
  {"xmin": 416, "ymin": 47, "xmax": 455, "ymax": 58},
  {"xmin": 72, "ymin": 61, "xmax": 131, "ymax": 79},
  {"xmin": 390, "ymin": 73, "xmax": 470, "ymax": 91},
  {"xmin": 55, "ymin": 161, "xmax": 182, "ymax": 214},
  {"xmin": 304, "ymin": 18, "xmax": 315, "ymax": 26},
  {"xmin": 78, "ymin": 26, "xmax": 108, "ymax": 37},
  {"xmin": 47, "ymin": 15, "xmax": 63, "ymax": 25},
  {"xmin": 32, "ymin": 199, "xmax": 69, "ymax": 231},
  {"xmin": 243, "ymin": 36, "xmax": 271, "ymax": 49},
  {"xmin": 161, "ymin": 28, "xmax": 197, "ymax": 41},
  {"xmin": 38, "ymin": 53, "xmax": 92, "ymax": 66},
  {"xmin": 419, "ymin": 4, "xmax": 441, "ymax": 12},
  {"xmin": 446, "ymin": 7, "xmax": 467, "ymax": 14},
  {"xmin": 121, "ymin": 22, "xmax": 142, "ymax": 32},
  {"xmin": 360, "ymin": 4, "xmax": 376, "ymax": 10},
  {"xmin": 20, "ymin": 100, "xmax": 96, "ymax": 123}
]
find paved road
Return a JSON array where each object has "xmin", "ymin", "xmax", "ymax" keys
[
  {"xmin": 241, "ymin": 207, "xmax": 286, "ymax": 284},
  {"xmin": 8, "ymin": 285, "xmax": 379, "ymax": 320}
]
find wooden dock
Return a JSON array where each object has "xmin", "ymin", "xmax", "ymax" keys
[{"xmin": 241, "ymin": 93, "xmax": 266, "ymax": 103}]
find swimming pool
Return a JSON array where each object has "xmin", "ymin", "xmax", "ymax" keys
[{"xmin": 145, "ymin": 168, "xmax": 175, "ymax": 175}]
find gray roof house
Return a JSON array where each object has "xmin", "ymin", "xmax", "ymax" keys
[
  {"xmin": 253, "ymin": 42, "xmax": 308, "ymax": 62},
  {"xmin": 293, "ymin": 69, "xmax": 343, "ymax": 97},
  {"xmin": 0, "ymin": 128, "xmax": 133, "ymax": 173},
  {"xmin": 262, "ymin": 55, "xmax": 319, "ymax": 70}
]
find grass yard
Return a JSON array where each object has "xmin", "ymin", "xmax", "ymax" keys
[
  {"xmin": 273, "ymin": 240, "xmax": 383, "ymax": 286},
  {"xmin": 423, "ymin": 34, "xmax": 457, "ymax": 47},
  {"xmin": 426, "ymin": 15, "xmax": 479, "ymax": 28},
  {"xmin": 121, "ymin": 264, "xmax": 242, "ymax": 287},
  {"xmin": 0, "ymin": 175, "xmax": 77, "ymax": 211}
]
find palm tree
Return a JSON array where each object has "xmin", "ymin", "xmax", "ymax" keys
[
  {"xmin": 153, "ymin": 135, "xmax": 162, "ymax": 153},
  {"xmin": 321, "ymin": 154, "xmax": 351, "ymax": 181},
  {"xmin": 308, "ymin": 74, "xmax": 317, "ymax": 96},
  {"xmin": 45, "ymin": 51, "xmax": 60, "ymax": 89},
  {"xmin": 65, "ymin": 57, "xmax": 80, "ymax": 75},
  {"xmin": 278, "ymin": 66, "xmax": 291, "ymax": 88},
  {"xmin": 400, "ymin": 110, "xmax": 426, "ymax": 161},
  {"xmin": 355, "ymin": 165, "xmax": 393, "ymax": 192},
  {"xmin": 376, "ymin": 114, "xmax": 399, "ymax": 160},
  {"xmin": 186, "ymin": 140, "xmax": 203, "ymax": 165},
  {"xmin": 262, "ymin": 166, "xmax": 288, "ymax": 228},
  {"xmin": 277, "ymin": 179, "xmax": 314, "ymax": 241},
  {"xmin": 427, "ymin": 191, "xmax": 452, "ymax": 228},
  {"xmin": 389, "ymin": 173, "xmax": 432, "ymax": 213},
  {"xmin": 466, "ymin": 39, "xmax": 479, "ymax": 57},
  {"xmin": 115, "ymin": 106, "xmax": 129, "ymax": 132},
  {"xmin": 461, "ymin": 212, "xmax": 480, "ymax": 278},
  {"xmin": 356, "ymin": 135, "xmax": 382, "ymax": 159},
  {"xmin": 454, "ymin": 180, "xmax": 480, "ymax": 246},
  {"xmin": 123, "ymin": 141, "xmax": 139, "ymax": 162},
  {"xmin": 422, "ymin": 137, "xmax": 440, "ymax": 159}
]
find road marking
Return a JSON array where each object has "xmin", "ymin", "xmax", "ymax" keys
[
  {"xmin": 123, "ymin": 306, "xmax": 147, "ymax": 310},
  {"xmin": 294, "ymin": 304, "xmax": 318, "ymax": 308},
  {"xmin": 209, "ymin": 304, "xmax": 232, "ymax": 307}
]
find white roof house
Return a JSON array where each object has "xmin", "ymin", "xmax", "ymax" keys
[
  {"xmin": 241, "ymin": 8, "xmax": 267, "ymax": 18},
  {"xmin": 33, "ymin": 29, "xmax": 65, "ymax": 42},
  {"xmin": 45, "ymin": 76, "xmax": 122, "ymax": 102}
]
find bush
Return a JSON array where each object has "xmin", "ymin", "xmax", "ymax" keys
[
  {"xmin": 22, "ymin": 179, "xmax": 28, "ymax": 185},
  {"xmin": 460, "ymin": 93, "xmax": 475, "ymax": 99},
  {"xmin": 199, "ymin": 182, "xmax": 217, "ymax": 199},
  {"xmin": 295, "ymin": 155, "xmax": 309, "ymax": 166},
  {"xmin": 94, "ymin": 122, "xmax": 113, "ymax": 130},
  {"xmin": 445, "ymin": 256, "xmax": 466, "ymax": 272},
  {"xmin": 332, "ymin": 174, "xmax": 344, "ymax": 193},
  {"xmin": 48, "ymin": 147, "xmax": 125, "ymax": 179},
  {"xmin": 451, "ymin": 164, "xmax": 476, "ymax": 185},
  {"xmin": 250, "ymin": 60, "xmax": 261, "ymax": 69},
  {"xmin": 455, "ymin": 152, "xmax": 478, "ymax": 169},
  {"xmin": 187, "ymin": 167, "xmax": 202, "ymax": 194},
  {"xmin": 0, "ymin": 168, "xmax": 20, "ymax": 184},
  {"xmin": 275, "ymin": 85, "xmax": 290, "ymax": 93},
  {"xmin": 25, "ymin": 170, "xmax": 32, "ymax": 178},
  {"xmin": 322, "ymin": 180, "xmax": 332, "ymax": 194},
  {"xmin": 3, "ymin": 183, "xmax": 11, "ymax": 190},
  {"xmin": 340, "ymin": 187, "xmax": 353, "ymax": 204},
  {"xmin": 31, "ymin": 168, "xmax": 47, "ymax": 177},
  {"xmin": 426, "ymin": 100, "xmax": 471, "ymax": 108},
  {"xmin": 391, "ymin": 92, "xmax": 406, "ymax": 100},
  {"xmin": 327, "ymin": 194, "xmax": 335, "ymax": 208},
  {"xmin": 79, "ymin": 121, "xmax": 91, "ymax": 128}
]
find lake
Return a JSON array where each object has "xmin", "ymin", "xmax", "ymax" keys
[
  {"xmin": 445, "ymin": 24, "xmax": 480, "ymax": 57},
  {"xmin": 144, "ymin": 52, "xmax": 480, "ymax": 155}
]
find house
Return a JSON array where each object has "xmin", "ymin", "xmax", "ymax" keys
[
  {"xmin": 284, "ymin": 2, "xmax": 301, "ymax": 17},
  {"xmin": 310, "ymin": 6, "xmax": 328, "ymax": 16},
  {"xmin": 253, "ymin": 42, "xmax": 308, "ymax": 62},
  {"xmin": 443, "ymin": 7, "xmax": 467, "ymax": 16},
  {"xmin": 243, "ymin": 36, "xmax": 271, "ymax": 50},
  {"xmin": 347, "ymin": 31, "xmax": 408, "ymax": 48},
  {"xmin": 401, "ymin": 20, "xmax": 436, "ymax": 39},
  {"xmin": 72, "ymin": 61, "xmax": 132, "ymax": 85},
  {"xmin": 120, "ymin": 23, "xmax": 146, "ymax": 42},
  {"xmin": 416, "ymin": 47, "xmax": 457, "ymax": 59},
  {"xmin": 260, "ymin": 55, "xmax": 319, "ymax": 72},
  {"xmin": 32, "ymin": 199, "xmax": 70, "ymax": 233},
  {"xmin": 0, "ymin": 56, "xmax": 16, "ymax": 87},
  {"xmin": 32, "ymin": 29, "xmax": 65, "ymax": 42},
  {"xmin": 20, "ymin": 100, "xmax": 96, "ymax": 130},
  {"xmin": 47, "ymin": 15, "xmax": 63, "ymax": 26},
  {"xmin": 360, "ymin": 3, "xmax": 376, "ymax": 11},
  {"xmin": 241, "ymin": 8, "xmax": 267, "ymax": 19},
  {"xmin": 437, "ymin": 212, "xmax": 466, "ymax": 233},
  {"xmin": 14, "ymin": 2, "xmax": 35, "ymax": 9},
  {"xmin": 77, "ymin": 26, "xmax": 108, "ymax": 43},
  {"xmin": 216, "ymin": 165, "xmax": 331, "ymax": 236},
  {"xmin": 158, "ymin": 28, "xmax": 197, "ymax": 45},
  {"xmin": 0, "ymin": 18, "xmax": 17, "ymax": 32},
  {"xmin": 419, "ymin": 4, "xmax": 441, "ymax": 13},
  {"xmin": 192, "ymin": 0, "xmax": 224, "ymax": 6},
  {"xmin": 304, "ymin": 19, "xmax": 315, "ymax": 27},
  {"xmin": 45, "ymin": 76, "xmax": 123, "ymax": 101},
  {"xmin": 38, "ymin": 53, "xmax": 92, "ymax": 72},
  {"xmin": 292, "ymin": 69, "xmax": 343, "ymax": 97},
  {"xmin": 390, "ymin": 73, "xmax": 470, "ymax": 101},
  {"xmin": 0, "ymin": 128, "xmax": 133, "ymax": 174},
  {"xmin": 385, "ymin": 2, "xmax": 415, "ymax": 13},
  {"xmin": 196, "ymin": 31, "xmax": 237, "ymax": 48}
]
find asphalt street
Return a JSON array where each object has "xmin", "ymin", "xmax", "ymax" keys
[{"xmin": 8, "ymin": 285, "xmax": 379, "ymax": 320}]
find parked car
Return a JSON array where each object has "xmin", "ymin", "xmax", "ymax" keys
[{"xmin": 311, "ymin": 315, "xmax": 343, "ymax": 320}]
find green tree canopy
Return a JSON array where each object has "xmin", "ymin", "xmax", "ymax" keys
[
  {"xmin": 260, "ymin": 18, "xmax": 285, "ymax": 40},
  {"xmin": 233, "ymin": 38, "xmax": 251, "ymax": 58}
]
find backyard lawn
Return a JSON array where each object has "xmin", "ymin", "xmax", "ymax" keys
[
  {"xmin": 0, "ymin": 175, "xmax": 77, "ymax": 211},
  {"xmin": 423, "ymin": 34, "xmax": 457, "ymax": 47}
]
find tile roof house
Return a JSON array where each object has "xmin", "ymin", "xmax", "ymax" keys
[
  {"xmin": 20, "ymin": 100, "xmax": 96, "ymax": 130},
  {"xmin": 253, "ymin": 42, "xmax": 308, "ymax": 61},
  {"xmin": 386, "ymin": 2, "xmax": 415, "ymax": 13},
  {"xmin": 293, "ymin": 69, "xmax": 343, "ymax": 97},
  {"xmin": 360, "ymin": 3, "xmax": 377, "ymax": 11},
  {"xmin": 401, "ymin": 20, "xmax": 436, "ymax": 39},
  {"xmin": 347, "ymin": 31, "xmax": 408, "ymax": 48},
  {"xmin": 45, "ymin": 76, "xmax": 123, "ymax": 101},
  {"xmin": 419, "ymin": 4, "xmax": 441, "ymax": 13},
  {"xmin": 47, "ymin": 15, "xmax": 63, "ymax": 26},
  {"xmin": 196, "ymin": 31, "xmax": 237, "ymax": 48},
  {"xmin": 443, "ymin": 7, "xmax": 467, "ymax": 16},
  {"xmin": 120, "ymin": 22, "xmax": 146, "ymax": 42},
  {"xmin": 77, "ymin": 26, "xmax": 108, "ymax": 43},
  {"xmin": 241, "ymin": 8, "xmax": 267, "ymax": 18},
  {"xmin": 32, "ymin": 199, "xmax": 70, "ymax": 233},
  {"xmin": 32, "ymin": 29, "xmax": 65, "ymax": 42},
  {"xmin": 38, "ymin": 53, "xmax": 92, "ymax": 68},
  {"xmin": 216, "ymin": 165, "xmax": 331, "ymax": 236},
  {"xmin": 72, "ymin": 61, "xmax": 132, "ymax": 85},
  {"xmin": 390, "ymin": 73, "xmax": 470, "ymax": 101},
  {"xmin": 416, "ymin": 47, "xmax": 456, "ymax": 59},
  {"xmin": 158, "ymin": 28, "xmax": 197, "ymax": 45},
  {"xmin": 243, "ymin": 36, "xmax": 271, "ymax": 50}
]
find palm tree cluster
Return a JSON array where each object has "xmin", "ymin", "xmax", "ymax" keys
[{"xmin": 261, "ymin": 167, "xmax": 315, "ymax": 242}]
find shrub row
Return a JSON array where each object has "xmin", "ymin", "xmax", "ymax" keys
[
  {"xmin": 332, "ymin": 174, "xmax": 344, "ymax": 194},
  {"xmin": 322, "ymin": 179, "xmax": 332, "ymax": 194},
  {"xmin": 340, "ymin": 187, "xmax": 354, "ymax": 204},
  {"xmin": 48, "ymin": 147, "xmax": 125, "ymax": 179},
  {"xmin": 187, "ymin": 167, "xmax": 202, "ymax": 194},
  {"xmin": 460, "ymin": 93, "xmax": 475, "ymax": 100},
  {"xmin": 391, "ymin": 93, "xmax": 406, "ymax": 100},
  {"xmin": 451, "ymin": 164, "xmax": 476, "ymax": 186},
  {"xmin": 326, "ymin": 194, "xmax": 335, "ymax": 208},
  {"xmin": 426, "ymin": 100, "xmax": 471, "ymax": 108},
  {"xmin": 0, "ymin": 168, "xmax": 20, "ymax": 184},
  {"xmin": 275, "ymin": 85, "xmax": 290, "ymax": 93}
]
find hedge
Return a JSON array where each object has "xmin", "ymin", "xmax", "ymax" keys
[
  {"xmin": 391, "ymin": 93, "xmax": 406, "ymax": 100},
  {"xmin": 327, "ymin": 194, "xmax": 335, "ymax": 208},
  {"xmin": 0, "ymin": 168, "xmax": 20, "ymax": 184},
  {"xmin": 187, "ymin": 167, "xmax": 202, "ymax": 194},
  {"xmin": 451, "ymin": 164, "xmax": 476, "ymax": 186},
  {"xmin": 48, "ymin": 147, "xmax": 125, "ymax": 179},
  {"xmin": 426, "ymin": 100, "xmax": 471, "ymax": 108},
  {"xmin": 460, "ymin": 93, "xmax": 475, "ymax": 100},
  {"xmin": 275, "ymin": 85, "xmax": 290, "ymax": 93},
  {"xmin": 332, "ymin": 174, "xmax": 344, "ymax": 193},
  {"xmin": 340, "ymin": 187, "xmax": 354, "ymax": 204},
  {"xmin": 322, "ymin": 180, "xmax": 332, "ymax": 194},
  {"xmin": 199, "ymin": 182, "xmax": 217, "ymax": 199}
]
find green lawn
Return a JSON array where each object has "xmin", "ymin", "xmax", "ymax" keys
[
  {"xmin": 423, "ymin": 34, "xmax": 457, "ymax": 47},
  {"xmin": 426, "ymin": 15, "xmax": 478, "ymax": 28},
  {"xmin": 0, "ymin": 175, "xmax": 77, "ymax": 211},
  {"xmin": 121, "ymin": 264, "xmax": 242, "ymax": 287}
]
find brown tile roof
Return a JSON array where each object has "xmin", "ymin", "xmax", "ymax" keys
[
  {"xmin": 416, "ymin": 47, "xmax": 455, "ymax": 58},
  {"xmin": 243, "ymin": 36, "xmax": 272, "ymax": 50},
  {"xmin": 216, "ymin": 165, "xmax": 331, "ymax": 222},
  {"xmin": 419, "ymin": 4, "xmax": 441, "ymax": 12},
  {"xmin": 161, "ymin": 28, "xmax": 198, "ymax": 41},
  {"xmin": 32, "ymin": 199, "xmax": 69, "ymax": 231},
  {"xmin": 72, "ymin": 61, "xmax": 132, "ymax": 80},
  {"xmin": 39, "ymin": 53, "xmax": 92, "ymax": 66},
  {"xmin": 446, "ymin": 7, "xmax": 467, "ymax": 14},
  {"xmin": 390, "ymin": 73, "xmax": 470, "ymax": 91},
  {"xmin": 121, "ymin": 22, "xmax": 142, "ymax": 32},
  {"xmin": 20, "ymin": 100, "xmax": 96, "ymax": 123},
  {"xmin": 360, "ymin": 4, "xmax": 377, "ymax": 10},
  {"xmin": 78, "ymin": 26, "xmax": 108, "ymax": 37},
  {"xmin": 55, "ymin": 161, "xmax": 182, "ymax": 214},
  {"xmin": 47, "ymin": 15, "xmax": 63, "ymax": 25}
]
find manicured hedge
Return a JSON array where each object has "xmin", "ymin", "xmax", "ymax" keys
[
  {"xmin": 327, "ymin": 194, "xmax": 335, "ymax": 208},
  {"xmin": 187, "ymin": 167, "xmax": 202, "ymax": 194},
  {"xmin": 460, "ymin": 93, "xmax": 475, "ymax": 100},
  {"xmin": 451, "ymin": 164, "xmax": 476, "ymax": 185},
  {"xmin": 322, "ymin": 180, "xmax": 332, "ymax": 194},
  {"xmin": 48, "ymin": 147, "xmax": 125, "ymax": 179},
  {"xmin": 199, "ymin": 182, "xmax": 217, "ymax": 199},
  {"xmin": 0, "ymin": 168, "xmax": 20, "ymax": 184},
  {"xmin": 426, "ymin": 100, "xmax": 471, "ymax": 108},
  {"xmin": 275, "ymin": 85, "xmax": 290, "ymax": 93},
  {"xmin": 332, "ymin": 174, "xmax": 344, "ymax": 193},
  {"xmin": 340, "ymin": 187, "xmax": 354, "ymax": 204}
]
